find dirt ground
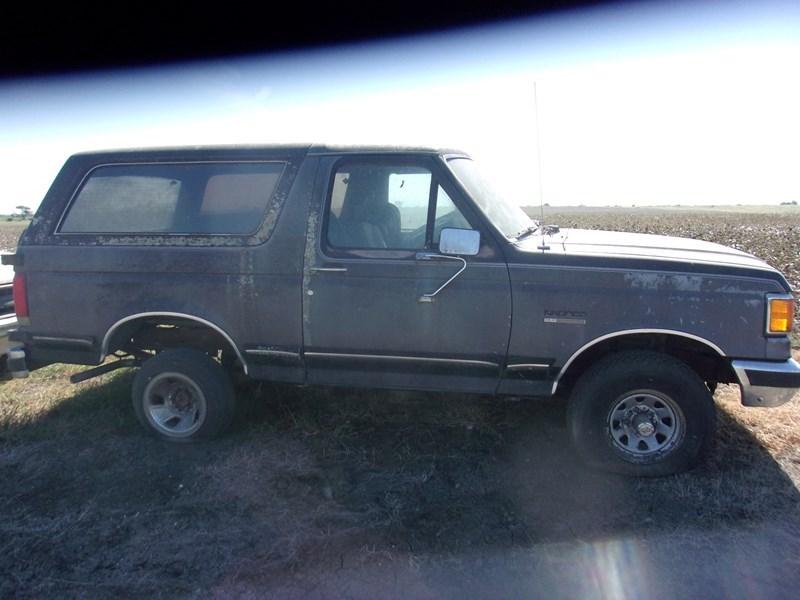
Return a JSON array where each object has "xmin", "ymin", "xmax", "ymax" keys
[
  {"xmin": 2, "ymin": 375, "xmax": 799, "ymax": 599},
  {"xmin": 1, "ymin": 208, "xmax": 800, "ymax": 598}
]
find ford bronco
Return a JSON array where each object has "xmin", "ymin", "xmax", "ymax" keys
[{"xmin": 2, "ymin": 144, "xmax": 798, "ymax": 476}]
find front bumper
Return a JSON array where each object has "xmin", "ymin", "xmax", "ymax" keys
[{"xmin": 732, "ymin": 358, "xmax": 800, "ymax": 407}]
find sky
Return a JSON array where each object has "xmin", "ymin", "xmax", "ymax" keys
[{"xmin": 0, "ymin": 0, "xmax": 799, "ymax": 214}]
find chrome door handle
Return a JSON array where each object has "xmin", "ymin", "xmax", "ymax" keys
[
  {"xmin": 415, "ymin": 253, "xmax": 467, "ymax": 302},
  {"xmin": 309, "ymin": 267, "xmax": 348, "ymax": 273}
]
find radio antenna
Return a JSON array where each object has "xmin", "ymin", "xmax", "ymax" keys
[{"xmin": 533, "ymin": 81, "xmax": 549, "ymax": 250}]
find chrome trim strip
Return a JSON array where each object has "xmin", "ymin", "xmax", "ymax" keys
[
  {"xmin": 245, "ymin": 349, "xmax": 301, "ymax": 359},
  {"xmin": 507, "ymin": 363, "xmax": 550, "ymax": 371},
  {"xmin": 551, "ymin": 329, "xmax": 726, "ymax": 395},
  {"xmin": 543, "ymin": 317, "xmax": 586, "ymax": 325},
  {"xmin": 731, "ymin": 358, "xmax": 800, "ymax": 380},
  {"xmin": 100, "ymin": 312, "xmax": 248, "ymax": 375},
  {"xmin": 31, "ymin": 335, "xmax": 94, "ymax": 348},
  {"xmin": 309, "ymin": 149, "xmax": 442, "ymax": 156},
  {"xmin": 732, "ymin": 362, "xmax": 751, "ymax": 388},
  {"xmin": 0, "ymin": 314, "xmax": 19, "ymax": 334},
  {"xmin": 765, "ymin": 293, "xmax": 794, "ymax": 335},
  {"xmin": 304, "ymin": 352, "xmax": 498, "ymax": 368}
]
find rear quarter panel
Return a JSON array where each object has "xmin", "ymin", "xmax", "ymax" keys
[{"xmin": 16, "ymin": 150, "xmax": 316, "ymax": 370}]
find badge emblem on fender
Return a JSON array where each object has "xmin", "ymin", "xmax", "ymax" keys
[{"xmin": 543, "ymin": 309, "xmax": 587, "ymax": 325}]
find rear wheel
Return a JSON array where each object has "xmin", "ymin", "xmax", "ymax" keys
[
  {"xmin": 566, "ymin": 350, "xmax": 715, "ymax": 476},
  {"xmin": 132, "ymin": 348, "xmax": 236, "ymax": 442}
]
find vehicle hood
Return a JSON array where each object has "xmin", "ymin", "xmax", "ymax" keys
[{"xmin": 516, "ymin": 228, "xmax": 775, "ymax": 272}]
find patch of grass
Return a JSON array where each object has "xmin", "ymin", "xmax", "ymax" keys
[{"xmin": 0, "ymin": 363, "xmax": 135, "ymax": 440}]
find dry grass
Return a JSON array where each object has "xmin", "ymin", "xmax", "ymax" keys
[
  {"xmin": 1, "ymin": 363, "xmax": 799, "ymax": 597},
  {"xmin": 1, "ymin": 207, "xmax": 799, "ymax": 597}
]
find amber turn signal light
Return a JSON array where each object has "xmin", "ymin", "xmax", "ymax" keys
[{"xmin": 767, "ymin": 297, "xmax": 795, "ymax": 334}]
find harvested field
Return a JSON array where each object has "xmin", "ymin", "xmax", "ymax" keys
[
  {"xmin": 0, "ymin": 221, "xmax": 27, "ymax": 253},
  {"xmin": 1, "ymin": 207, "xmax": 799, "ymax": 598}
]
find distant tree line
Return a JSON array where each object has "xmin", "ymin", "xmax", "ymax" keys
[{"xmin": 2, "ymin": 205, "xmax": 33, "ymax": 221}]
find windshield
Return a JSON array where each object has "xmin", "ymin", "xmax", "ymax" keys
[{"xmin": 446, "ymin": 157, "xmax": 535, "ymax": 239}]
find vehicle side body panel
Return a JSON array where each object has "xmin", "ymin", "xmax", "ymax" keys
[{"xmin": 504, "ymin": 257, "xmax": 788, "ymax": 391}]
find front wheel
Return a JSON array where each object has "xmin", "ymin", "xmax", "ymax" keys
[
  {"xmin": 132, "ymin": 348, "xmax": 236, "ymax": 442},
  {"xmin": 566, "ymin": 350, "xmax": 716, "ymax": 476}
]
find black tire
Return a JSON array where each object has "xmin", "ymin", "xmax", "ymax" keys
[
  {"xmin": 566, "ymin": 350, "xmax": 715, "ymax": 476},
  {"xmin": 132, "ymin": 348, "xmax": 236, "ymax": 442}
]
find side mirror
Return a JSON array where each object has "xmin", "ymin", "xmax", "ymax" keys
[{"xmin": 439, "ymin": 228, "xmax": 480, "ymax": 256}]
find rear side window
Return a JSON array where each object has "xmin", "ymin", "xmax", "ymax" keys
[{"xmin": 59, "ymin": 162, "xmax": 285, "ymax": 235}]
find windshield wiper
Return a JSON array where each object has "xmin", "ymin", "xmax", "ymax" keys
[
  {"xmin": 512, "ymin": 222, "xmax": 562, "ymax": 241},
  {"xmin": 512, "ymin": 223, "xmax": 540, "ymax": 240}
]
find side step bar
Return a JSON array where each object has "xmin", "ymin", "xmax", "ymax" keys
[{"xmin": 70, "ymin": 359, "xmax": 141, "ymax": 384}]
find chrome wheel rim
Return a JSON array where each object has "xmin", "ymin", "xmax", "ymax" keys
[
  {"xmin": 143, "ymin": 372, "xmax": 207, "ymax": 438},
  {"xmin": 607, "ymin": 389, "xmax": 684, "ymax": 459}
]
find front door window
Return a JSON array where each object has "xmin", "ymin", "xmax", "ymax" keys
[{"xmin": 326, "ymin": 161, "xmax": 472, "ymax": 251}]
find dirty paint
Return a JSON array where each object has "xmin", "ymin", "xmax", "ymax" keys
[
  {"xmin": 623, "ymin": 272, "xmax": 703, "ymax": 292},
  {"xmin": 301, "ymin": 206, "xmax": 320, "ymax": 347}
]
